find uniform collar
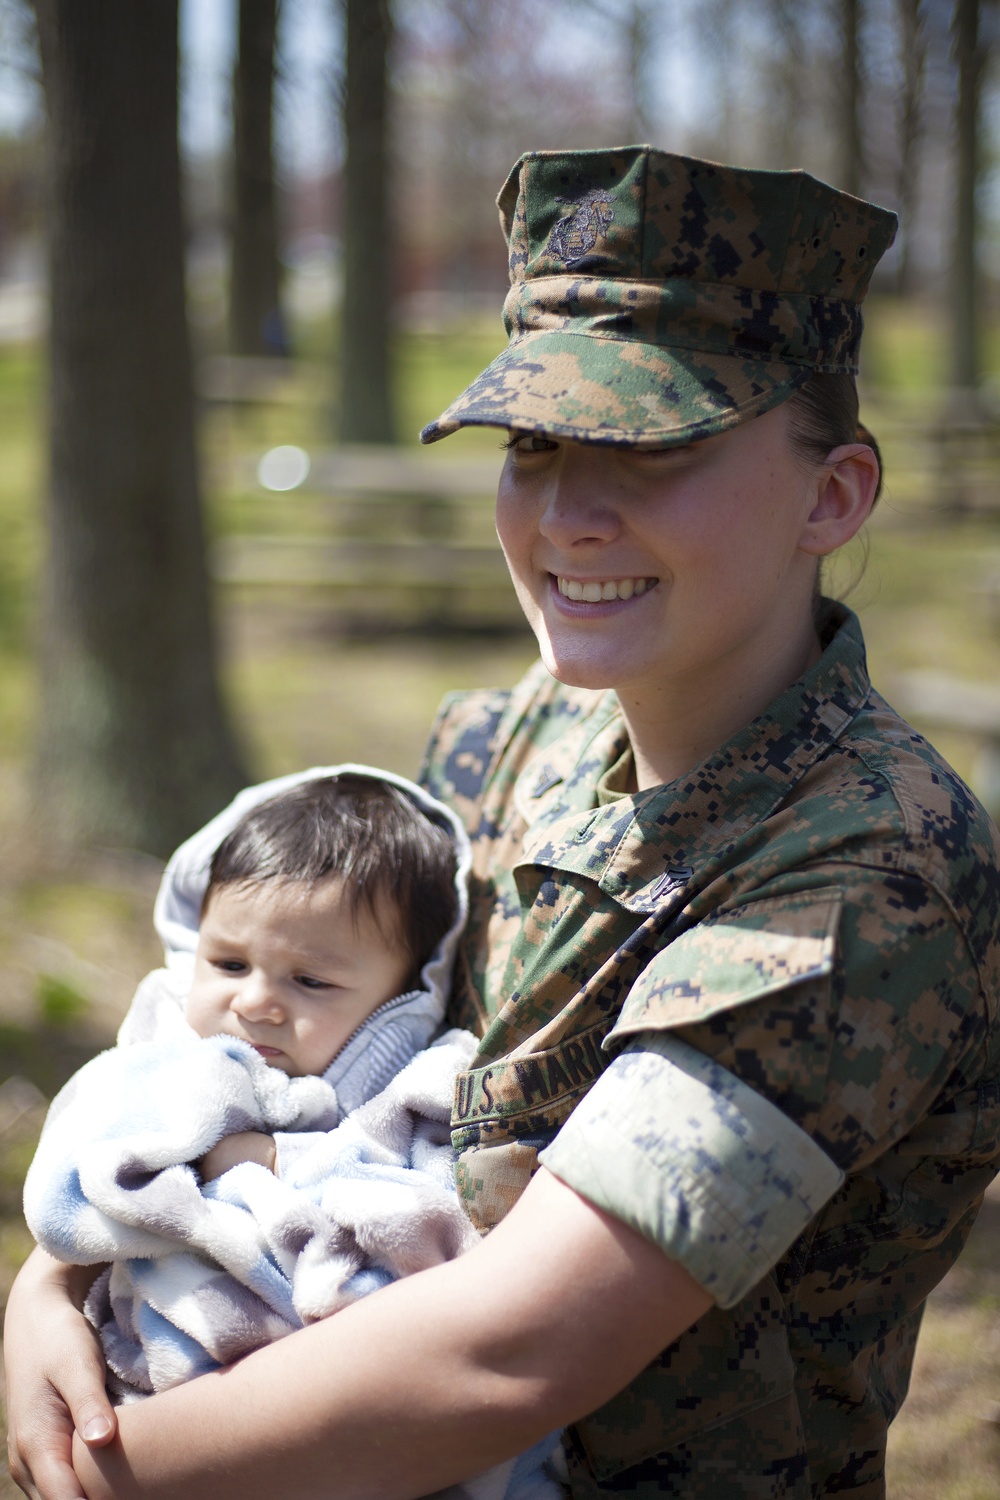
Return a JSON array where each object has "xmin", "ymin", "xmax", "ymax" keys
[{"xmin": 514, "ymin": 602, "xmax": 870, "ymax": 913}]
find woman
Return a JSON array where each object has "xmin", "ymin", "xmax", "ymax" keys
[{"xmin": 7, "ymin": 146, "xmax": 1000, "ymax": 1500}]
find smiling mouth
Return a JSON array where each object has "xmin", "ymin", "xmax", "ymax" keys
[{"xmin": 556, "ymin": 575, "xmax": 659, "ymax": 602}]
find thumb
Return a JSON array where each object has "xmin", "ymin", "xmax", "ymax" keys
[
  {"xmin": 65, "ymin": 1358, "xmax": 117, "ymax": 1446},
  {"xmin": 64, "ymin": 1305, "xmax": 119, "ymax": 1447},
  {"xmin": 78, "ymin": 1406, "xmax": 117, "ymax": 1446}
]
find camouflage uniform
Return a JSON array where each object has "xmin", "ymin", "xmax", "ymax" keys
[
  {"xmin": 415, "ymin": 148, "xmax": 1000, "ymax": 1495},
  {"xmin": 421, "ymin": 603, "xmax": 1000, "ymax": 1497}
]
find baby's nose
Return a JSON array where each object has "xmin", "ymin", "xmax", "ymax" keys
[{"xmin": 234, "ymin": 972, "xmax": 284, "ymax": 1020}]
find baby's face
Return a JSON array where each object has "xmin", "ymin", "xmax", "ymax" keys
[{"xmin": 186, "ymin": 877, "xmax": 413, "ymax": 1077}]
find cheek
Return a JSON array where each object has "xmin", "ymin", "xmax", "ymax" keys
[
  {"xmin": 184, "ymin": 985, "xmax": 215, "ymax": 1037},
  {"xmin": 494, "ymin": 481, "xmax": 537, "ymax": 567},
  {"xmin": 189, "ymin": 968, "xmax": 229, "ymax": 1014},
  {"xmin": 496, "ymin": 500, "xmax": 548, "ymax": 627},
  {"xmin": 683, "ymin": 475, "xmax": 798, "ymax": 581}
]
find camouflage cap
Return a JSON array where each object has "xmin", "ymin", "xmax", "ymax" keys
[{"xmin": 420, "ymin": 146, "xmax": 897, "ymax": 449}]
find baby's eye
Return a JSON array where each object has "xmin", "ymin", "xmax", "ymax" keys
[
  {"xmin": 213, "ymin": 959, "xmax": 248, "ymax": 974},
  {"xmin": 295, "ymin": 974, "xmax": 333, "ymax": 991}
]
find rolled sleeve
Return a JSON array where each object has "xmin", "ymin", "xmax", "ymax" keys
[{"xmin": 538, "ymin": 1031, "xmax": 844, "ymax": 1308}]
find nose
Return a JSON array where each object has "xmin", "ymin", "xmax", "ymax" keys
[
  {"xmin": 232, "ymin": 971, "xmax": 284, "ymax": 1024},
  {"xmin": 536, "ymin": 449, "xmax": 624, "ymax": 550}
]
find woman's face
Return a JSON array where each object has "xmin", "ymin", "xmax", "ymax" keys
[{"xmin": 495, "ymin": 402, "xmax": 831, "ymax": 704}]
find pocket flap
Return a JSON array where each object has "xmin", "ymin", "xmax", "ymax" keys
[{"xmin": 610, "ymin": 891, "xmax": 842, "ymax": 1043}]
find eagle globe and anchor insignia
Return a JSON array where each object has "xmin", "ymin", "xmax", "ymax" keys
[{"xmin": 546, "ymin": 185, "xmax": 615, "ymax": 267}]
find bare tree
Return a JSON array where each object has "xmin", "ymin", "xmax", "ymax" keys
[
  {"xmin": 692, "ymin": 0, "xmax": 740, "ymax": 158},
  {"xmin": 230, "ymin": 0, "xmax": 288, "ymax": 356},
  {"xmin": 338, "ymin": 0, "xmax": 395, "ymax": 443},
  {"xmin": 33, "ymin": 0, "xmax": 247, "ymax": 856},
  {"xmin": 621, "ymin": 0, "xmax": 659, "ymax": 141},
  {"xmin": 685, "ymin": 0, "xmax": 848, "ymax": 181},
  {"xmin": 840, "ymin": 0, "xmax": 865, "ymax": 193},
  {"xmin": 576, "ymin": 0, "xmax": 662, "ymax": 141},
  {"xmin": 762, "ymin": 0, "xmax": 809, "ymax": 167},
  {"xmin": 895, "ymin": 0, "xmax": 928, "ymax": 293},
  {"xmin": 951, "ymin": 0, "xmax": 987, "ymax": 394},
  {"xmin": 395, "ymin": 0, "xmax": 632, "ymax": 311}
]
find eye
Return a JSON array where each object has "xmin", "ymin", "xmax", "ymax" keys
[
  {"xmin": 295, "ymin": 974, "xmax": 333, "ymax": 991},
  {"xmin": 213, "ymin": 959, "xmax": 248, "ymax": 974},
  {"xmin": 629, "ymin": 442, "xmax": 698, "ymax": 468},
  {"xmin": 504, "ymin": 430, "xmax": 559, "ymax": 454}
]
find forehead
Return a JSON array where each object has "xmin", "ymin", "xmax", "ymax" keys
[
  {"xmin": 201, "ymin": 877, "xmax": 400, "ymax": 951},
  {"xmin": 201, "ymin": 877, "xmax": 343, "ymax": 938}
]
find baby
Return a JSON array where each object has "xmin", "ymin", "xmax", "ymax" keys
[
  {"xmin": 183, "ymin": 767, "xmax": 462, "ymax": 1183},
  {"xmin": 25, "ymin": 766, "xmax": 565, "ymax": 1500}
]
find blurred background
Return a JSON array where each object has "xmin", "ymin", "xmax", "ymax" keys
[{"xmin": 1, "ymin": 3, "xmax": 1000, "ymax": 1494}]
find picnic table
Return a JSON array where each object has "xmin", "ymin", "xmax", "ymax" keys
[{"xmin": 211, "ymin": 443, "xmax": 519, "ymax": 633}]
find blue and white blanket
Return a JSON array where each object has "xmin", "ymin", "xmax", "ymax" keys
[
  {"xmin": 23, "ymin": 983, "xmax": 566, "ymax": 1500},
  {"xmin": 24, "ymin": 968, "xmax": 480, "ymax": 1396}
]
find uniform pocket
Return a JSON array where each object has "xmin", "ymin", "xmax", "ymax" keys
[{"xmin": 609, "ymin": 890, "xmax": 842, "ymax": 1042}]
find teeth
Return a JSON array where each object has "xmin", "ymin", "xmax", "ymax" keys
[{"xmin": 557, "ymin": 576, "xmax": 655, "ymax": 602}]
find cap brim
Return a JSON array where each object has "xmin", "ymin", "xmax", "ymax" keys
[{"xmin": 419, "ymin": 331, "xmax": 813, "ymax": 448}]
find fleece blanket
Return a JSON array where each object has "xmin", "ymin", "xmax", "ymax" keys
[
  {"xmin": 22, "ymin": 1000, "xmax": 568, "ymax": 1500},
  {"xmin": 24, "ymin": 968, "xmax": 480, "ymax": 1396}
]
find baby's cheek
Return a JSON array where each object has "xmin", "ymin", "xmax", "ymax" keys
[{"xmin": 185, "ymin": 985, "xmax": 216, "ymax": 1039}]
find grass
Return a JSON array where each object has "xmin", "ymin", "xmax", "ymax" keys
[
  {"xmin": 2, "ymin": 299, "xmax": 1000, "ymax": 1496},
  {"xmin": 886, "ymin": 1188, "xmax": 1000, "ymax": 1498}
]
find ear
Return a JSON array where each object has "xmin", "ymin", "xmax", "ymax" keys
[{"xmin": 797, "ymin": 444, "xmax": 880, "ymax": 557}]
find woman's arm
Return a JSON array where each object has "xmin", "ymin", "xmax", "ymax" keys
[
  {"xmin": 73, "ymin": 1167, "xmax": 712, "ymax": 1500},
  {"xmin": 4, "ymin": 1248, "xmax": 117, "ymax": 1500}
]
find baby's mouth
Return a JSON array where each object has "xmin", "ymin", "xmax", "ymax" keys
[{"xmin": 556, "ymin": 575, "xmax": 658, "ymax": 602}]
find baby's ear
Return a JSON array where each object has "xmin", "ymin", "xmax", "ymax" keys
[{"xmin": 799, "ymin": 444, "xmax": 880, "ymax": 557}]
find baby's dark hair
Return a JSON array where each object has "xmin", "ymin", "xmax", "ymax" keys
[{"xmin": 204, "ymin": 775, "xmax": 459, "ymax": 984}]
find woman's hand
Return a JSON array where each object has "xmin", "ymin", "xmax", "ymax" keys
[
  {"xmin": 197, "ymin": 1130, "xmax": 276, "ymax": 1182},
  {"xmin": 4, "ymin": 1247, "xmax": 116, "ymax": 1500}
]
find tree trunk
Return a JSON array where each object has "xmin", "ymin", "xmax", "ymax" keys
[
  {"xmin": 33, "ymin": 0, "xmax": 247, "ymax": 858},
  {"xmin": 840, "ymin": 0, "xmax": 864, "ymax": 195},
  {"xmin": 338, "ymin": 0, "xmax": 395, "ymax": 444},
  {"xmin": 766, "ymin": 0, "xmax": 806, "ymax": 168},
  {"xmin": 230, "ymin": 0, "xmax": 288, "ymax": 357},
  {"xmin": 951, "ymin": 0, "xmax": 984, "ymax": 393},
  {"xmin": 895, "ymin": 0, "xmax": 927, "ymax": 296},
  {"xmin": 692, "ymin": 0, "xmax": 739, "ymax": 159},
  {"xmin": 624, "ymin": 1, "xmax": 656, "ymax": 142}
]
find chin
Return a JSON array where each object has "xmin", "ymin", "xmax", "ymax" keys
[{"xmin": 538, "ymin": 638, "xmax": 631, "ymax": 692}]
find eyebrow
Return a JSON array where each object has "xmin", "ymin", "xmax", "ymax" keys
[{"xmin": 202, "ymin": 929, "xmax": 359, "ymax": 974}]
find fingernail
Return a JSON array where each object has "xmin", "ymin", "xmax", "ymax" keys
[{"xmin": 82, "ymin": 1416, "xmax": 112, "ymax": 1441}]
